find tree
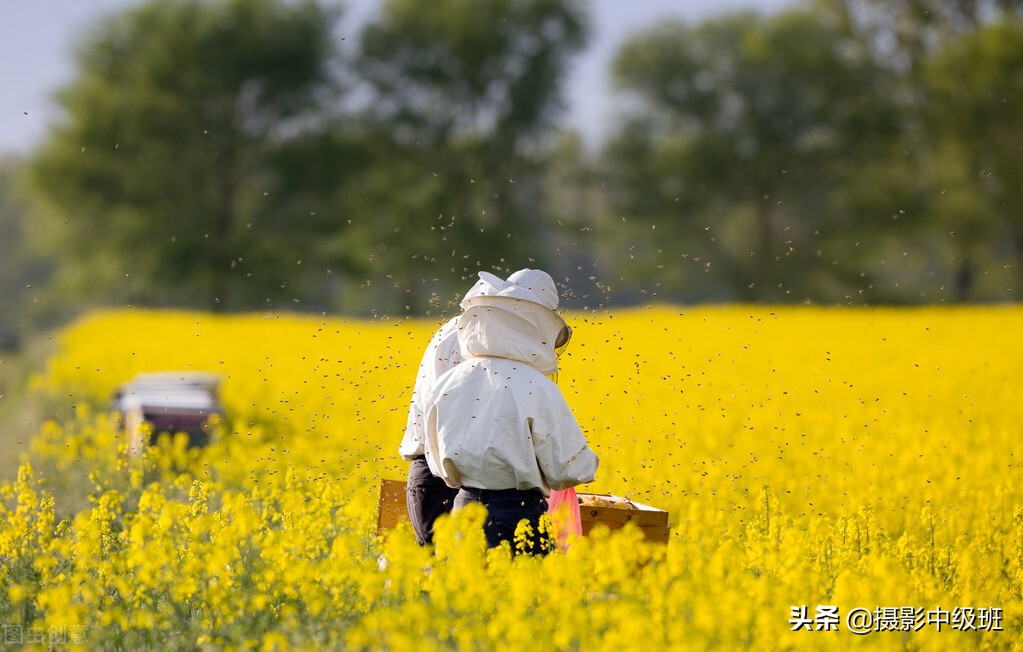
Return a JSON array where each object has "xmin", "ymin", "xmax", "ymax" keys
[
  {"xmin": 348, "ymin": 0, "xmax": 589, "ymax": 313},
  {"xmin": 603, "ymin": 7, "xmax": 902, "ymax": 303},
  {"xmin": 836, "ymin": 0, "xmax": 1023, "ymax": 74},
  {"xmin": 925, "ymin": 19, "xmax": 1023, "ymax": 300},
  {"xmin": 0, "ymin": 161, "xmax": 31, "ymax": 348},
  {"xmin": 834, "ymin": 0, "xmax": 1023, "ymax": 301},
  {"xmin": 27, "ymin": 0, "xmax": 346, "ymax": 311}
]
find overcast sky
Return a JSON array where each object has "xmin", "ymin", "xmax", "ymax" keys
[{"xmin": 0, "ymin": 0, "xmax": 797, "ymax": 157}]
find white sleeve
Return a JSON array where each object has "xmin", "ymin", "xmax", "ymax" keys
[
  {"xmin": 423, "ymin": 378, "xmax": 462, "ymax": 488},
  {"xmin": 398, "ymin": 319, "xmax": 459, "ymax": 460},
  {"xmin": 530, "ymin": 387, "xmax": 598, "ymax": 490}
]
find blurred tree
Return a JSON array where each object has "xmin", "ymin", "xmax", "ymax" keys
[
  {"xmin": 0, "ymin": 160, "xmax": 29, "ymax": 349},
  {"xmin": 537, "ymin": 131, "xmax": 614, "ymax": 309},
  {"xmin": 835, "ymin": 0, "xmax": 1023, "ymax": 301},
  {"xmin": 0, "ymin": 160, "xmax": 54, "ymax": 349},
  {"xmin": 603, "ymin": 7, "xmax": 901, "ymax": 303},
  {"xmin": 837, "ymin": 0, "xmax": 1023, "ymax": 75},
  {"xmin": 26, "ymin": 0, "xmax": 348, "ymax": 311},
  {"xmin": 925, "ymin": 19, "xmax": 1023, "ymax": 300},
  {"xmin": 350, "ymin": 0, "xmax": 589, "ymax": 312}
]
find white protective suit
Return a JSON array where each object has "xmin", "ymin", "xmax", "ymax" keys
[
  {"xmin": 399, "ymin": 316, "xmax": 463, "ymax": 460},
  {"xmin": 399, "ymin": 269, "xmax": 563, "ymax": 461},
  {"xmin": 423, "ymin": 289, "xmax": 599, "ymax": 496}
]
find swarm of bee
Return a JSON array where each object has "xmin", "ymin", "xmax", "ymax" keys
[{"xmin": 578, "ymin": 494, "xmax": 633, "ymax": 509}]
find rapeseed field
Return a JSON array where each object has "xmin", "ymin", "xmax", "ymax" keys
[{"xmin": 1, "ymin": 306, "xmax": 1021, "ymax": 650}]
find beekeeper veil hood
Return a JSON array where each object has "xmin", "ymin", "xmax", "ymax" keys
[
  {"xmin": 460, "ymin": 269, "xmax": 560, "ymax": 311},
  {"xmin": 457, "ymin": 270, "xmax": 567, "ymax": 376}
]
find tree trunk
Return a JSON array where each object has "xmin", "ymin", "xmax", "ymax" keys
[{"xmin": 953, "ymin": 248, "xmax": 975, "ymax": 304}]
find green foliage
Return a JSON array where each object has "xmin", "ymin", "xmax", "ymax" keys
[
  {"xmin": 924, "ymin": 19, "xmax": 1023, "ymax": 299},
  {"xmin": 0, "ymin": 160, "xmax": 54, "ymax": 349},
  {"xmin": 12, "ymin": 0, "xmax": 1023, "ymax": 312},
  {"xmin": 349, "ymin": 0, "xmax": 590, "ymax": 312},
  {"xmin": 360, "ymin": 0, "xmax": 587, "ymax": 146},
  {"xmin": 0, "ymin": 161, "xmax": 26, "ymax": 350},
  {"xmin": 22, "ymin": 0, "xmax": 591, "ymax": 316},
  {"xmin": 604, "ymin": 6, "xmax": 904, "ymax": 303},
  {"xmin": 26, "ymin": 0, "xmax": 346, "ymax": 311}
]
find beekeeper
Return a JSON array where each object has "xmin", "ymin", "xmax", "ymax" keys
[
  {"xmin": 423, "ymin": 272, "xmax": 599, "ymax": 555},
  {"xmin": 401, "ymin": 269, "xmax": 563, "ymax": 545}
]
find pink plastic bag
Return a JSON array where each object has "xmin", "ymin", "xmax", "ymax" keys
[{"xmin": 547, "ymin": 487, "xmax": 583, "ymax": 550}]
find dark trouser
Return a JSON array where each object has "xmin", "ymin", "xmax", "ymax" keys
[
  {"xmin": 455, "ymin": 487, "xmax": 552, "ymax": 556},
  {"xmin": 406, "ymin": 457, "xmax": 459, "ymax": 546}
]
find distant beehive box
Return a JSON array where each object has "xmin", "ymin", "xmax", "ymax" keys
[
  {"xmin": 113, "ymin": 372, "xmax": 223, "ymax": 456},
  {"xmin": 376, "ymin": 479, "xmax": 670, "ymax": 543}
]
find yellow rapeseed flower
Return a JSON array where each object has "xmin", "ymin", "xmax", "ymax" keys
[{"xmin": 1, "ymin": 306, "xmax": 1019, "ymax": 650}]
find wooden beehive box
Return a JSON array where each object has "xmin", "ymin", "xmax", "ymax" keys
[
  {"xmin": 113, "ymin": 372, "xmax": 223, "ymax": 456},
  {"xmin": 376, "ymin": 479, "xmax": 670, "ymax": 543},
  {"xmin": 576, "ymin": 492, "xmax": 671, "ymax": 543},
  {"xmin": 377, "ymin": 478, "xmax": 408, "ymax": 533}
]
